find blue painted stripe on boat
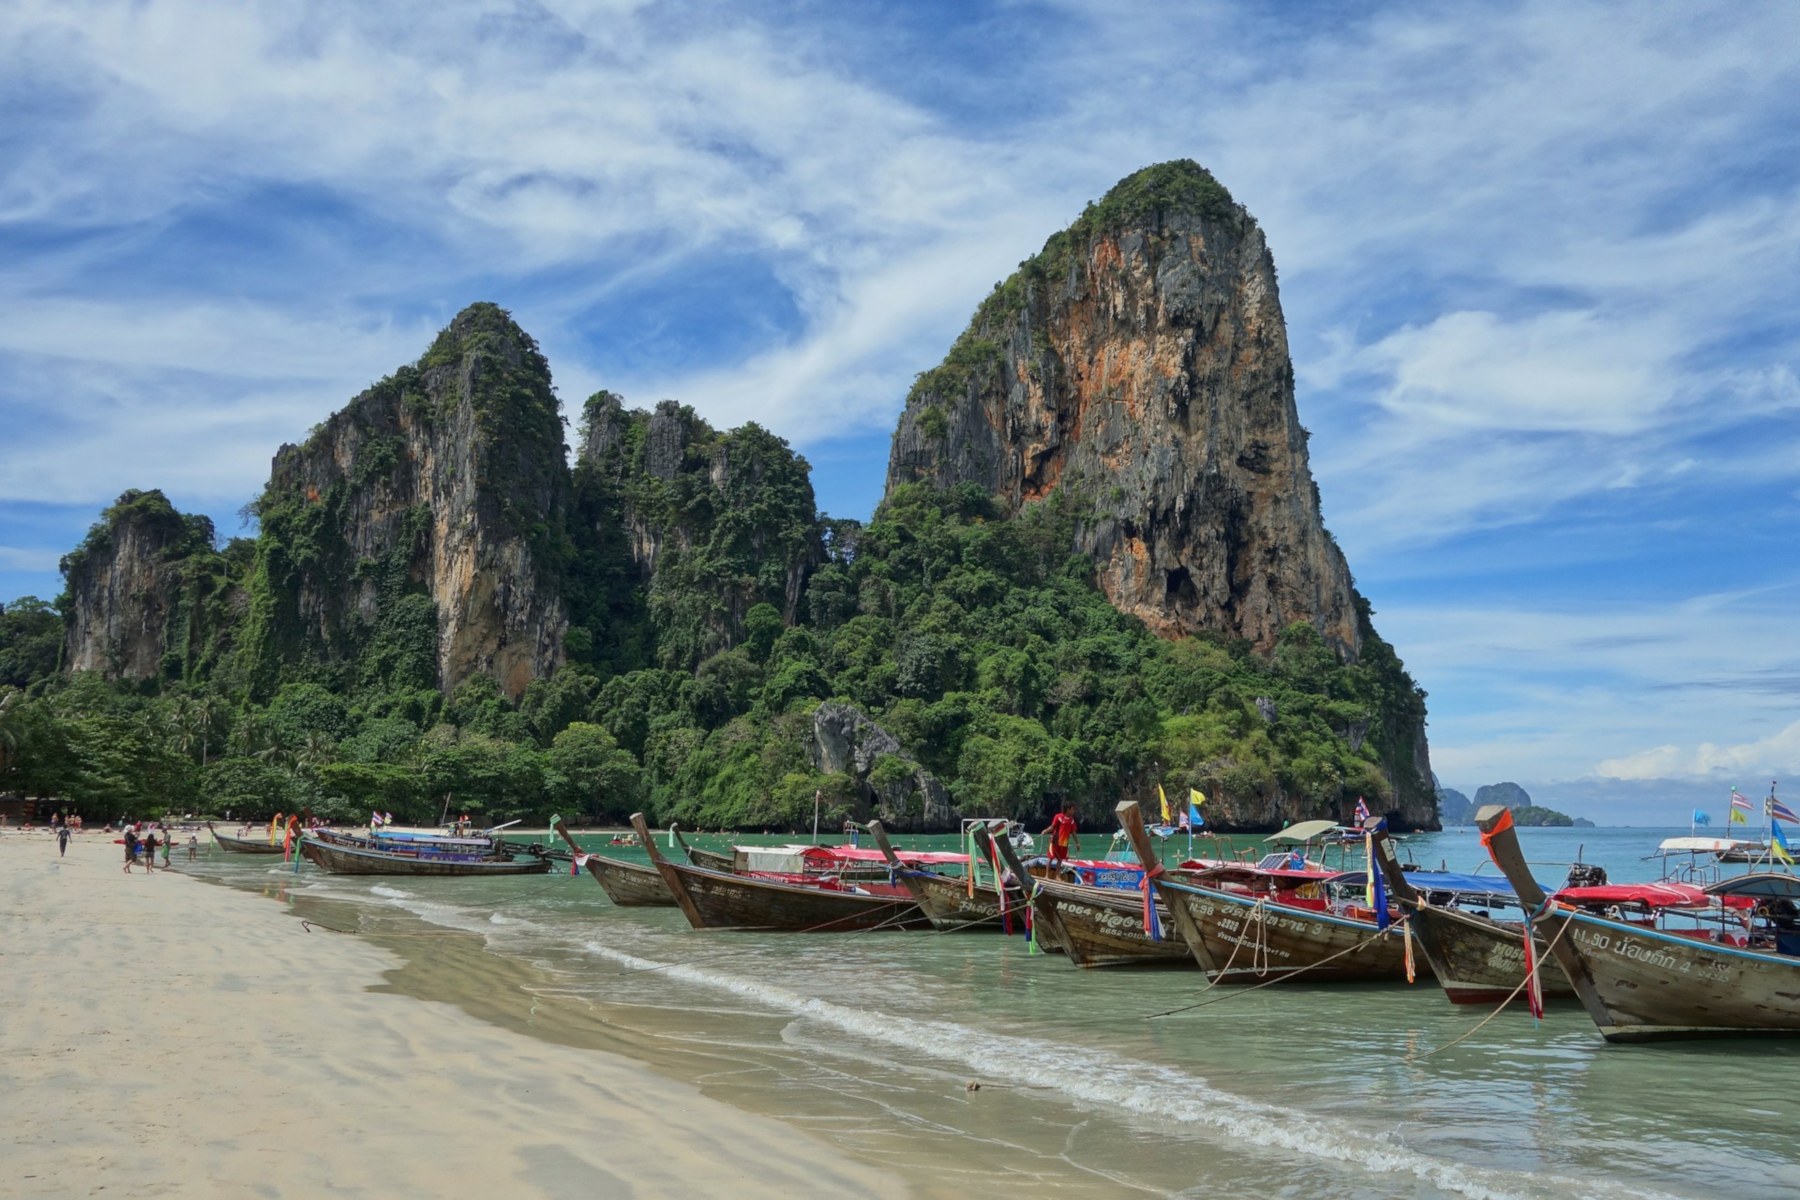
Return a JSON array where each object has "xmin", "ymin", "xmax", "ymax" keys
[{"xmin": 1559, "ymin": 907, "xmax": 1799, "ymax": 967}]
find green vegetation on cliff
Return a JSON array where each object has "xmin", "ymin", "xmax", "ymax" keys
[{"xmin": 5, "ymin": 468, "xmax": 1423, "ymax": 832}]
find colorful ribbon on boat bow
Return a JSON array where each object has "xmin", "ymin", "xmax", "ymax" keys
[{"xmin": 1140, "ymin": 861, "xmax": 1165, "ymax": 941}]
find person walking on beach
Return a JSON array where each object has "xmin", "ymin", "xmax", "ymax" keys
[
  {"xmin": 161, "ymin": 827, "xmax": 173, "ymax": 867},
  {"xmin": 187, "ymin": 833, "xmax": 198, "ymax": 861},
  {"xmin": 123, "ymin": 827, "xmax": 139, "ymax": 872},
  {"xmin": 141, "ymin": 828, "xmax": 157, "ymax": 874},
  {"xmin": 57, "ymin": 824, "xmax": 71, "ymax": 857},
  {"xmin": 1041, "ymin": 800, "xmax": 1079, "ymax": 865}
]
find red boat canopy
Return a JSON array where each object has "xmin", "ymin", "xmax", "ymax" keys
[
  {"xmin": 804, "ymin": 846, "xmax": 971, "ymax": 867},
  {"xmin": 1554, "ymin": 882, "xmax": 1755, "ymax": 911}
]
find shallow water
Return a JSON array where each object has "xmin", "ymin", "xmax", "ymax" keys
[{"xmin": 192, "ymin": 826, "xmax": 1800, "ymax": 1199}]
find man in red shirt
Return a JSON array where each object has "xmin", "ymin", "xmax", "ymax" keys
[{"xmin": 1042, "ymin": 801, "xmax": 1079, "ymax": 864}]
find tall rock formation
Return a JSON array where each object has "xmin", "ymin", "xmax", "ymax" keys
[
  {"xmin": 570, "ymin": 393, "xmax": 823, "ymax": 671},
  {"xmin": 60, "ymin": 489, "xmax": 223, "ymax": 680},
  {"xmin": 889, "ymin": 160, "xmax": 1358, "ymax": 655},
  {"xmin": 887, "ymin": 161, "xmax": 1433, "ymax": 824},
  {"xmin": 243, "ymin": 303, "xmax": 568, "ymax": 699}
]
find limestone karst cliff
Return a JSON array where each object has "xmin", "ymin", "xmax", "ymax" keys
[
  {"xmin": 242, "ymin": 303, "xmax": 569, "ymax": 699},
  {"xmin": 889, "ymin": 161, "xmax": 1358, "ymax": 655},
  {"xmin": 886, "ymin": 161, "xmax": 1434, "ymax": 825},
  {"xmin": 60, "ymin": 489, "xmax": 237, "ymax": 682}
]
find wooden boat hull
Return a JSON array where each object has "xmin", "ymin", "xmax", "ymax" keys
[
  {"xmin": 298, "ymin": 838, "xmax": 553, "ymax": 877},
  {"xmin": 1406, "ymin": 902, "xmax": 1575, "ymax": 1005},
  {"xmin": 1158, "ymin": 880, "xmax": 1410, "ymax": 983},
  {"xmin": 587, "ymin": 855, "xmax": 676, "ymax": 906},
  {"xmin": 209, "ymin": 825, "xmax": 284, "ymax": 854},
  {"xmin": 1533, "ymin": 908, "xmax": 1800, "ymax": 1041},
  {"xmin": 901, "ymin": 871, "xmax": 1029, "ymax": 930},
  {"xmin": 1032, "ymin": 877, "xmax": 1190, "ymax": 968},
  {"xmin": 687, "ymin": 847, "xmax": 735, "ymax": 871},
  {"xmin": 652, "ymin": 858, "xmax": 929, "ymax": 932}
]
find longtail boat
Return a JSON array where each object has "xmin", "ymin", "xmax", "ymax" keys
[
  {"xmin": 1118, "ymin": 801, "xmax": 1411, "ymax": 984},
  {"xmin": 207, "ymin": 822, "xmax": 284, "ymax": 854},
  {"xmin": 670, "ymin": 826, "xmax": 737, "ymax": 872},
  {"xmin": 630, "ymin": 813, "xmax": 930, "ymax": 932},
  {"xmin": 867, "ymin": 820, "xmax": 1028, "ymax": 931},
  {"xmin": 552, "ymin": 820, "xmax": 675, "ymax": 907},
  {"xmin": 1362, "ymin": 815, "xmax": 1573, "ymax": 1005},
  {"xmin": 1477, "ymin": 804, "xmax": 1800, "ymax": 1041},
  {"xmin": 982, "ymin": 819, "xmax": 1187, "ymax": 966},
  {"xmin": 1027, "ymin": 874, "xmax": 1192, "ymax": 968},
  {"xmin": 298, "ymin": 831, "xmax": 553, "ymax": 877}
]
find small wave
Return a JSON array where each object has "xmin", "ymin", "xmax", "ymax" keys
[
  {"xmin": 326, "ymin": 892, "xmax": 1671, "ymax": 1200},
  {"xmin": 572, "ymin": 938, "xmax": 1672, "ymax": 1200}
]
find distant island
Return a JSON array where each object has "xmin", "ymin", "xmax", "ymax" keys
[{"xmin": 1435, "ymin": 780, "xmax": 1591, "ymax": 827}]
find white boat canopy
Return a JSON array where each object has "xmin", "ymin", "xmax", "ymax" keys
[
  {"xmin": 1653, "ymin": 836, "xmax": 1762, "ymax": 855},
  {"xmin": 1264, "ymin": 819, "xmax": 1341, "ymax": 844}
]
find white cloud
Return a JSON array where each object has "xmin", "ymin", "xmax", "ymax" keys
[
  {"xmin": 1377, "ymin": 585, "xmax": 1800, "ymax": 786},
  {"xmin": 1358, "ymin": 310, "xmax": 1679, "ymax": 435},
  {"xmin": 1596, "ymin": 720, "xmax": 1800, "ymax": 782}
]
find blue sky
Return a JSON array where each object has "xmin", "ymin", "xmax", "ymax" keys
[{"xmin": 3, "ymin": 1, "xmax": 1797, "ymax": 822}]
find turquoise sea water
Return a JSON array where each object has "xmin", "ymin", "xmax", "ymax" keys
[{"xmin": 193, "ymin": 826, "xmax": 1800, "ymax": 1199}]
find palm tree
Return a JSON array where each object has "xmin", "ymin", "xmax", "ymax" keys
[
  {"xmin": 0, "ymin": 688, "xmax": 21, "ymax": 777},
  {"xmin": 293, "ymin": 730, "xmax": 337, "ymax": 780},
  {"xmin": 194, "ymin": 694, "xmax": 221, "ymax": 768}
]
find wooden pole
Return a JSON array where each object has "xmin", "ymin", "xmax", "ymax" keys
[
  {"xmin": 1473, "ymin": 804, "xmax": 1609, "ymax": 1024},
  {"xmin": 1362, "ymin": 815, "xmax": 1420, "ymax": 904},
  {"xmin": 1117, "ymin": 800, "xmax": 1217, "ymax": 972},
  {"xmin": 980, "ymin": 822, "xmax": 1069, "ymax": 955},
  {"xmin": 632, "ymin": 812, "xmax": 706, "ymax": 930}
]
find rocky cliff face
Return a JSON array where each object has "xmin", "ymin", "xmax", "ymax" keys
[
  {"xmin": 808, "ymin": 701, "xmax": 955, "ymax": 831},
  {"xmin": 249, "ymin": 303, "xmax": 568, "ymax": 698},
  {"xmin": 889, "ymin": 161, "xmax": 1359, "ymax": 657},
  {"xmin": 887, "ymin": 161, "xmax": 1434, "ymax": 825},
  {"xmin": 61, "ymin": 490, "xmax": 216, "ymax": 680}
]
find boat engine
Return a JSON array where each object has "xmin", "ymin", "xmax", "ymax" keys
[{"xmin": 1564, "ymin": 861, "xmax": 1608, "ymax": 888}]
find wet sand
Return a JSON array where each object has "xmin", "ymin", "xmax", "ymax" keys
[{"xmin": 0, "ymin": 830, "xmax": 907, "ymax": 1199}]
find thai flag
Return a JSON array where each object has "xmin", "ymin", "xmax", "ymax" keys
[
  {"xmin": 1731, "ymin": 790, "xmax": 1755, "ymax": 814},
  {"xmin": 1769, "ymin": 797, "xmax": 1799, "ymax": 823},
  {"xmin": 1354, "ymin": 796, "xmax": 1371, "ymax": 823}
]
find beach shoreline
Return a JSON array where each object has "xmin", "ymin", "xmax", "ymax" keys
[{"xmin": 0, "ymin": 829, "xmax": 909, "ymax": 1199}]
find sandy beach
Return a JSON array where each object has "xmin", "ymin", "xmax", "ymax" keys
[{"xmin": 0, "ymin": 830, "xmax": 907, "ymax": 1199}]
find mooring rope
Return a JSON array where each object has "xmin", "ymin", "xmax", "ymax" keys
[
  {"xmin": 1143, "ymin": 917, "xmax": 1404, "ymax": 1020},
  {"xmin": 1404, "ymin": 912, "xmax": 1576, "ymax": 1063}
]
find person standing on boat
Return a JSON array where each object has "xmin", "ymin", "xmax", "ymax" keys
[{"xmin": 1043, "ymin": 801, "xmax": 1080, "ymax": 865}]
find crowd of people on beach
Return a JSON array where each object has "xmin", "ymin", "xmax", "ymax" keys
[{"xmin": 0, "ymin": 809, "xmax": 204, "ymax": 869}]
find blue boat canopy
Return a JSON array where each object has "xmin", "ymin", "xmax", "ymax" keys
[{"xmin": 1326, "ymin": 870, "xmax": 1544, "ymax": 899}]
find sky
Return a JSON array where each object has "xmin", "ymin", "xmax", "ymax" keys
[{"xmin": 2, "ymin": 1, "xmax": 1797, "ymax": 823}]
